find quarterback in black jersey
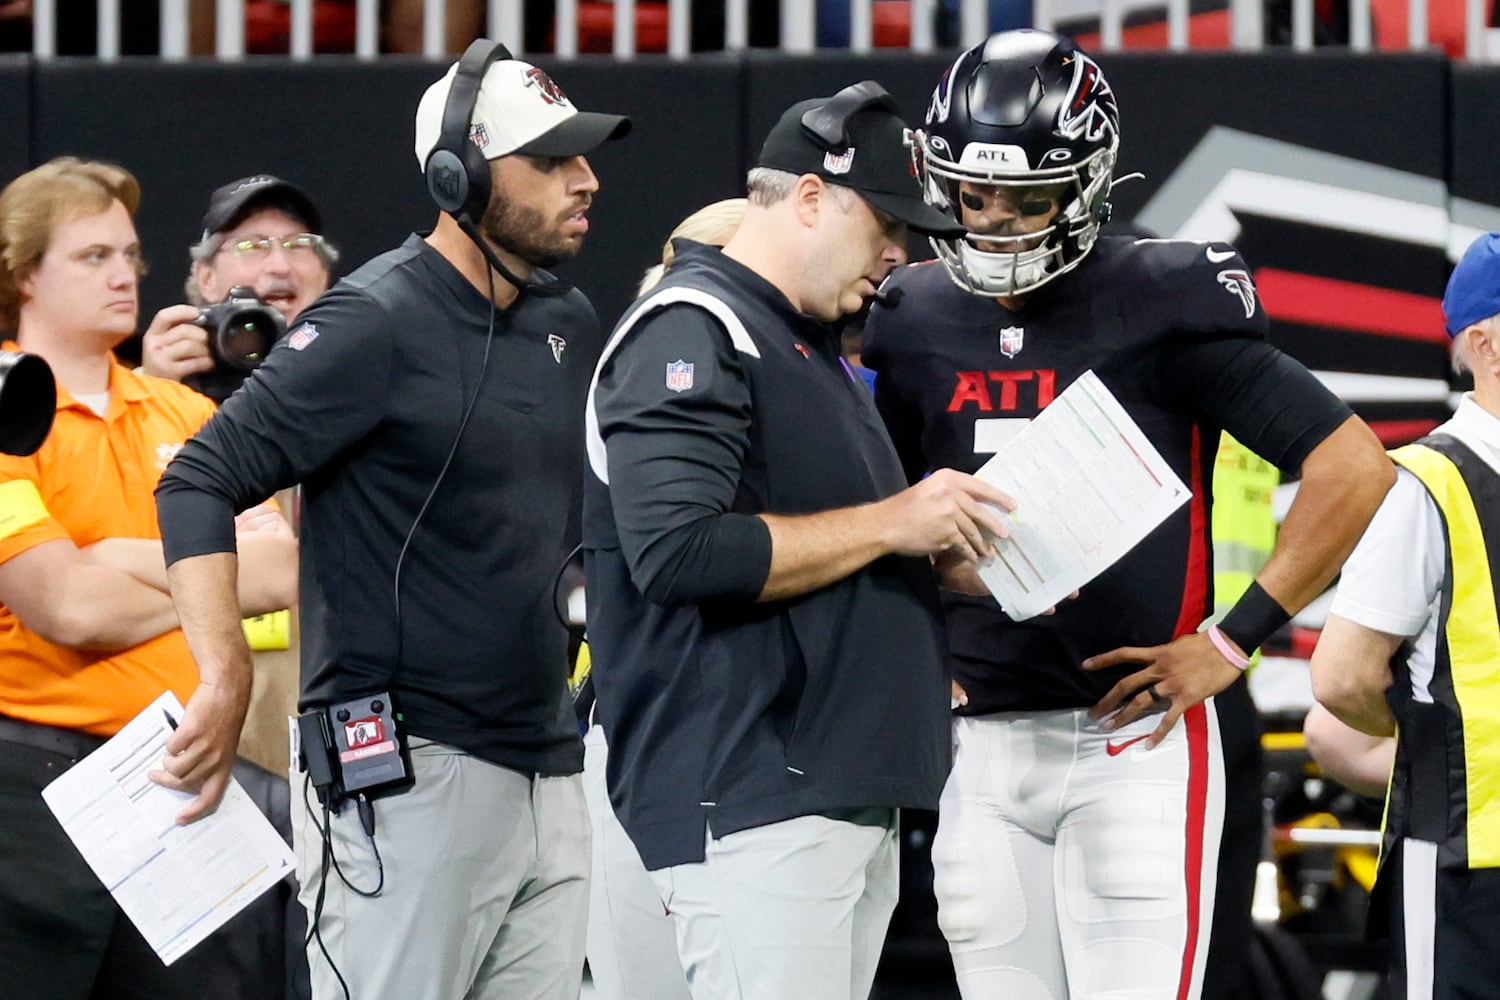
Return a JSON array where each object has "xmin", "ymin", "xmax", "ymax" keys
[{"xmin": 863, "ymin": 30, "xmax": 1393, "ymax": 1000}]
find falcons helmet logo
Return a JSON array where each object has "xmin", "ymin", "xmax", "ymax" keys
[{"xmin": 1057, "ymin": 53, "xmax": 1119, "ymax": 145}]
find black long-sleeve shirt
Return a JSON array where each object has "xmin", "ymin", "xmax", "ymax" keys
[{"xmin": 158, "ymin": 234, "xmax": 601, "ymax": 775}]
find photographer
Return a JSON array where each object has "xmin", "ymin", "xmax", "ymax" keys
[{"xmin": 141, "ymin": 174, "xmax": 337, "ymax": 402}]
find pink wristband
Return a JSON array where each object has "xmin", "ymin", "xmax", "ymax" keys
[{"xmin": 1207, "ymin": 624, "xmax": 1251, "ymax": 671}]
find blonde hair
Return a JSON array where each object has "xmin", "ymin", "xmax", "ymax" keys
[
  {"xmin": 638, "ymin": 198, "xmax": 748, "ymax": 296},
  {"xmin": 0, "ymin": 157, "xmax": 142, "ymax": 332}
]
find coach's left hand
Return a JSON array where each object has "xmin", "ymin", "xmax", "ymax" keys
[{"xmin": 1083, "ymin": 632, "xmax": 1243, "ymax": 748}]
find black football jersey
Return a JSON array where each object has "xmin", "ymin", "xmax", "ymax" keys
[{"xmin": 863, "ymin": 235, "xmax": 1351, "ymax": 713}]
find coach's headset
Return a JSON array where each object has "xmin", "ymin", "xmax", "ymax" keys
[
  {"xmin": 800, "ymin": 81, "xmax": 907, "ymax": 312},
  {"xmin": 799, "ymin": 79, "xmax": 898, "ymax": 151},
  {"xmin": 423, "ymin": 38, "xmax": 569, "ymax": 298}
]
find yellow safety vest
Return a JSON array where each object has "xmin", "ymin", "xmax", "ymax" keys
[
  {"xmin": 1387, "ymin": 437, "xmax": 1500, "ymax": 869},
  {"xmin": 1211, "ymin": 434, "xmax": 1280, "ymax": 664}
]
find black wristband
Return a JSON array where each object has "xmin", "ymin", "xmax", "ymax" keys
[{"xmin": 1218, "ymin": 581, "xmax": 1291, "ymax": 655}]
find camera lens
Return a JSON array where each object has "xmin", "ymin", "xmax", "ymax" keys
[
  {"xmin": 195, "ymin": 287, "xmax": 287, "ymax": 377},
  {"xmin": 217, "ymin": 309, "xmax": 279, "ymax": 371}
]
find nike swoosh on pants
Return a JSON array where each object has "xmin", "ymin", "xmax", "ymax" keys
[{"xmin": 1106, "ymin": 732, "xmax": 1153, "ymax": 756}]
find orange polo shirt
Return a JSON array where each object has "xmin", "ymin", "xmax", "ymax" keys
[{"xmin": 0, "ymin": 352, "xmax": 219, "ymax": 736}]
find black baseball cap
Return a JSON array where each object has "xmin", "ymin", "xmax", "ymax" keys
[
  {"xmin": 756, "ymin": 82, "xmax": 963, "ymax": 239},
  {"xmin": 200, "ymin": 175, "xmax": 322, "ymax": 240}
]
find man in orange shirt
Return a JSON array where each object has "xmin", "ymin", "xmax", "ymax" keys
[{"xmin": 0, "ymin": 157, "xmax": 298, "ymax": 1000}]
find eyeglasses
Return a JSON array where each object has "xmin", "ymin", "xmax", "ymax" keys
[{"xmin": 220, "ymin": 233, "xmax": 325, "ymax": 258}]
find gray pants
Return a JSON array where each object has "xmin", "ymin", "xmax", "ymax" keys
[
  {"xmin": 648, "ymin": 810, "xmax": 899, "ymax": 1000},
  {"xmin": 291, "ymin": 741, "xmax": 590, "ymax": 1000},
  {"xmin": 583, "ymin": 726, "xmax": 691, "ymax": 1000}
]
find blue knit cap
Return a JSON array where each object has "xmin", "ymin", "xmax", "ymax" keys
[{"xmin": 1443, "ymin": 232, "xmax": 1500, "ymax": 337}]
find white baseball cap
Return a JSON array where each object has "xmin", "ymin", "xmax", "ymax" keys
[{"xmin": 414, "ymin": 58, "xmax": 630, "ymax": 166}]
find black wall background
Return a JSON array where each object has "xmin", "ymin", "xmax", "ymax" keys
[
  {"xmin": 4, "ymin": 53, "xmax": 750, "ymax": 335},
  {"xmin": 1452, "ymin": 63, "xmax": 1500, "ymax": 208},
  {"xmin": 0, "ymin": 59, "xmax": 30, "ymax": 189},
  {"xmin": 0, "ymin": 50, "xmax": 1494, "ymax": 381}
]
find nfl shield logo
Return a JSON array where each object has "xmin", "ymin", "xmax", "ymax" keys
[
  {"xmin": 288, "ymin": 323, "xmax": 319, "ymax": 351},
  {"xmin": 665, "ymin": 359, "xmax": 694, "ymax": 393},
  {"xmin": 998, "ymin": 325, "xmax": 1024, "ymax": 358},
  {"xmin": 823, "ymin": 147, "xmax": 856, "ymax": 175}
]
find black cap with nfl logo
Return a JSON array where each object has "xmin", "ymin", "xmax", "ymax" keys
[{"xmin": 756, "ymin": 81, "xmax": 964, "ymax": 239}]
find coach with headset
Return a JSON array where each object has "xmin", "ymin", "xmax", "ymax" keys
[{"xmin": 154, "ymin": 41, "xmax": 629, "ymax": 1000}]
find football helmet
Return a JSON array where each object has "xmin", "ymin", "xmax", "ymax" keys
[{"xmin": 917, "ymin": 30, "xmax": 1120, "ymax": 297}]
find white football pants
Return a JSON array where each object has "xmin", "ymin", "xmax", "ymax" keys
[{"xmin": 933, "ymin": 704, "xmax": 1225, "ymax": 1000}]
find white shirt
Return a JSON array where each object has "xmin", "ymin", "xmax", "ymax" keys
[
  {"xmin": 72, "ymin": 390, "xmax": 109, "ymax": 418},
  {"xmin": 1330, "ymin": 395, "xmax": 1500, "ymax": 702}
]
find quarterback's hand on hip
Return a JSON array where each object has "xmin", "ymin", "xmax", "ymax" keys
[
  {"xmin": 883, "ymin": 469, "xmax": 1015, "ymax": 562},
  {"xmin": 1083, "ymin": 631, "xmax": 1244, "ymax": 748},
  {"xmin": 149, "ymin": 675, "xmax": 251, "ymax": 823},
  {"xmin": 141, "ymin": 304, "xmax": 213, "ymax": 382}
]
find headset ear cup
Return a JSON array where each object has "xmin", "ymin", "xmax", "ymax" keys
[
  {"xmin": 425, "ymin": 148, "xmax": 471, "ymax": 217},
  {"xmin": 427, "ymin": 37, "xmax": 510, "ymax": 222}
]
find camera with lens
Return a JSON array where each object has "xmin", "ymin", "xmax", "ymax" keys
[
  {"xmin": 0, "ymin": 349, "xmax": 55, "ymax": 456},
  {"xmin": 194, "ymin": 285, "xmax": 287, "ymax": 372}
]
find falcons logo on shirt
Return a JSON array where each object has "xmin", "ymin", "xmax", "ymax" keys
[{"xmin": 1217, "ymin": 269, "xmax": 1259, "ymax": 319}]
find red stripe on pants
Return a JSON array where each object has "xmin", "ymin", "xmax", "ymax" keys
[{"xmin": 1177, "ymin": 702, "xmax": 1210, "ymax": 1000}]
